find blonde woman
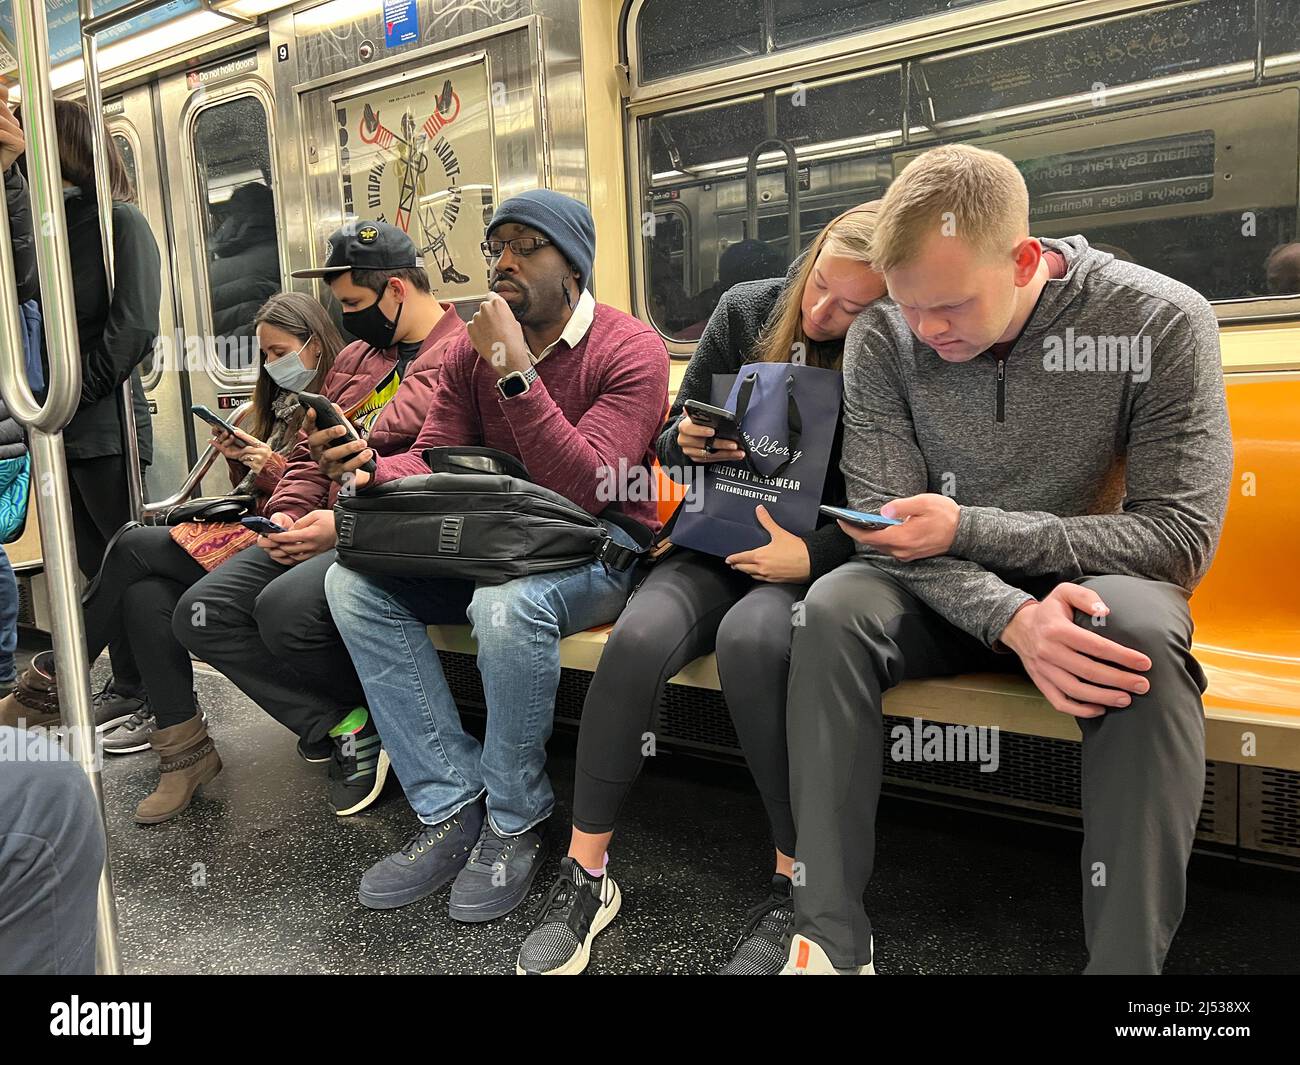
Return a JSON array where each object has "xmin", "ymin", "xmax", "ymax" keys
[{"xmin": 516, "ymin": 205, "xmax": 886, "ymax": 975}]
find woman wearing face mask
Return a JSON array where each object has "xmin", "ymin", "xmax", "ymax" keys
[
  {"xmin": 517, "ymin": 204, "xmax": 888, "ymax": 977},
  {"xmin": 0, "ymin": 292, "xmax": 344, "ymax": 824}
]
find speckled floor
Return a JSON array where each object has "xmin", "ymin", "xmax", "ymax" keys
[{"xmin": 53, "ymin": 651, "xmax": 1300, "ymax": 975}]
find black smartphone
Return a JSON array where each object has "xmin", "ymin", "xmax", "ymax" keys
[
  {"xmin": 683, "ymin": 399, "xmax": 743, "ymax": 444},
  {"xmin": 192, "ymin": 404, "xmax": 242, "ymax": 438},
  {"xmin": 240, "ymin": 516, "xmax": 286, "ymax": 535},
  {"xmin": 297, "ymin": 391, "xmax": 377, "ymax": 475}
]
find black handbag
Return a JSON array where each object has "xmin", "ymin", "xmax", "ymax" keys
[
  {"xmin": 334, "ymin": 447, "xmax": 652, "ymax": 584},
  {"xmin": 155, "ymin": 495, "xmax": 254, "ymax": 526}
]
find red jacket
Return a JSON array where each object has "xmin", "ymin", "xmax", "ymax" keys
[{"xmin": 266, "ymin": 304, "xmax": 467, "ymax": 522}]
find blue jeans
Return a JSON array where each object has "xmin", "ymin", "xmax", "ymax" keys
[
  {"xmin": 0, "ymin": 546, "xmax": 17, "ymax": 685},
  {"xmin": 324, "ymin": 523, "xmax": 639, "ymax": 836}
]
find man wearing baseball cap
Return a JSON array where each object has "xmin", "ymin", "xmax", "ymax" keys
[
  {"xmin": 176, "ymin": 220, "xmax": 467, "ymax": 818},
  {"xmin": 319, "ymin": 189, "xmax": 670, "ymax": 924}
]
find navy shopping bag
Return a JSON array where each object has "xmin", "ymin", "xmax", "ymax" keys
[{"xmin": 670, "ymin": 361, "xmax": 841, "ymax": 558}]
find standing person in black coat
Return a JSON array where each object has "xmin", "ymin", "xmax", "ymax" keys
[{"xmin": 14, "ymin": 98, "xmax": 162, "ymax": 727}]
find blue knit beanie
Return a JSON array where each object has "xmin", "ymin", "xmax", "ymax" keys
[{"xmin": 487, "ymin": 189, "xmax": 595, "ymax": 292}]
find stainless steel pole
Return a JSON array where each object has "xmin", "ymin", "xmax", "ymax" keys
[
  {"xmin": 1, "ymin": 0, "xmax": 123, "ymax": 975},
  {"xmin": 81, "ymin": 6, "xmax": 144, "ymax": 523}
]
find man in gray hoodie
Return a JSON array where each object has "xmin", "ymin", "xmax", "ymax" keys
[{"xmin": 783, "ymin": 144, "xmax": 1232, "ymax": 975}]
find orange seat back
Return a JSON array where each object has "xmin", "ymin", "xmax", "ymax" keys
[{"xmin": 1189, "ymin": 374, "xmax": 1300, "ymax": 659}]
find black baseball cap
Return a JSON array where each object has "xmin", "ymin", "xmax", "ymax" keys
[{"xmin": 291, "ymin": 220, "xmax": 419, "ymax": 279}]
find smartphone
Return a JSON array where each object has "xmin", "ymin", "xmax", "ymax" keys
[
  {"xmin": 819, "ymin": 505, "xmax": 903, "ymax": 529},
  {"xmin": 683, "ymin": 399, "xmax": 743, "ymax": 444},
  {"xmin": 240, "ymin": 516, "xmax": 286, "ymax": 535},
  {"xmin": 297, "ymin": 392, "xmax": 377, "ymax": 475},
  {"xmin": 192, "ymin": 404, "xmax": 243, "ymax": 438}
]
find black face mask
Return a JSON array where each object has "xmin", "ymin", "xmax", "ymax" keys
[{"xmin": 343, "ymin": 293, "xmax": 403, "ymax": 350}]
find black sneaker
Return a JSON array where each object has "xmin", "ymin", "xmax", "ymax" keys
[
  {"xmin": 328, "ymin": 707, "xmax": 389, "ymax": 816},
  {"xmin": 358, "ymin": 799, "xmax": 486, "ymax": 910},
  {"xmin": 297, "ymin": 735, "xmax": 333, "ymax": 763},
  {"xmin": 720, "ymin": 874, "xmax": 796, "ymax": 975},
  {"xmin": 448, "ymin": 821, "xmax": 548, "ymax": 923},
  {"xmin": 516, "ymin": 856, "xmax": 621, "ymax": 975}
]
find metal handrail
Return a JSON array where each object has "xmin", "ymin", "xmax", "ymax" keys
[
  {"xmin": 0, "ymin": 0, "xmax": 122, "ymax": 975},
  {"xmin": 143, "ymin": 401, "xmax": 253, "ymax": 516},
  {"xmin": 744, "ymin": 137, "xmax": 802, "ymax": 265}
]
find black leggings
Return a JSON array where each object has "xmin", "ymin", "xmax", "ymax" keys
[
  {"xmin": 573, "ymin": 548, "xmax": 805, "ymax": 855},
  {"xmin": 68, "ymin": 456, "xmax": 146, "ymax": 693},
  {"xmin": 81, "ymin": 524, "xmax": 205, "ymax": 728}
]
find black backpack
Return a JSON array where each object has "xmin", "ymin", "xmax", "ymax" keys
[{"xmin": 334, "ymin": 447, "xmax": 652, "ymax": 584}]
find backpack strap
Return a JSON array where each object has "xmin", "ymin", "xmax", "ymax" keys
[{"xmin": 596, "ymin": 509, "xmax": 656, "ymax": 571}]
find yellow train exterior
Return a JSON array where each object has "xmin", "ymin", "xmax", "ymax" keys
[{"xmin": 4, "ymin": 0, "xmax": 1297, "ymax": 858}]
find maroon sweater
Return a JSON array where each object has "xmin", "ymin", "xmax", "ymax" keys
[{"xmin": 373, "ymin": 302, "xmax": 670, "ymax": 532}]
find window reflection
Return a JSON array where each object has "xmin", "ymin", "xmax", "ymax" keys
[{"xmin": 192, "ymin": 96, "xmax": 281, "ymax": 372}]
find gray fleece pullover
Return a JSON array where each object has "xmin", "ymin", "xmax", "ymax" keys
[{"xmin": 841, "ymin": 234, "xmax": 1233, "ymax": 647}]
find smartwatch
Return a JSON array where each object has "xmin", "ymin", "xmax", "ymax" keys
[{"xmin": 497, "ymin": 365, "xmax": 539, "ymax": 399}]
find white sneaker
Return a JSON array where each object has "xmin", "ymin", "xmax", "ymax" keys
[{"xmin": 780, "ymin": 932, "xmax": 875, "ymax": 975}]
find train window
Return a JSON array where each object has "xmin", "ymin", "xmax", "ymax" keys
[
  {"xmin": 1264, "ymin": 0, "xmax": 1300, "ymax": 75},
  {"xmin": 637, "ymin": 0, "xmax": 763, "ymax": 84},
  {"xmin": 634, "ymin": 0, "xmax": 1300, "ymax": 340},
  {"xmin": 110, "ymin": 127, "xmax": 162, "ymax": 386},
  {"xmin": 910, "ymin": 0, "xmax": 1298, "ymax": 302},
  {"xmin": 771, "ymin": 0, "xmax": 986, "ymax": 52},
  {"xmin": 191, "ymin": 95, "xmax": 281, "ymax": 377},
  {"xmin": 640, "ymin": 67, "xmax": 900, "ymax": 341},
  {"xmin": 635, "ymin": 0, "xmax": 997, "ymax": 83},
  {"xmin": 112, "ymin": 133, "xmax": 138, "ymax": 197}
]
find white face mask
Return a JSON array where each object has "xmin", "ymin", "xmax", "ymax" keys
[{"xmin": 263, "ymin": 336, "xmax": 317, "ymax": 392}]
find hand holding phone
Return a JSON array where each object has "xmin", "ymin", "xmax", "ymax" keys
[
  {"xmin": 240, "ymin": 516, "xmax": 286, "ymax": 535},
  {"xmin": 679, "ymin": 400, "xmax": 747, "ymax": 464},
  {"xmin": 299, "ymin": 392, "xmax": 377, "ymax": 477},
  {"xmin": 683, "ymin": 400, "xmax": 743, "ymax": 444},
  {"xmin": 818, "ymin": 505, "xmax": 903, "ymax": 529},
  {"xmin": 192, "ymin": 404, "xmax": 244, "ymax": 438}
]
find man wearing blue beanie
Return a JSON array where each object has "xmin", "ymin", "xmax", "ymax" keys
[
  {"xmin": 486, "ymin": 188, "xmax": 596, "ymax": 299},
  {"xmin": 316, "ymin": 187, "xmax": 671, "ymax": 931}
]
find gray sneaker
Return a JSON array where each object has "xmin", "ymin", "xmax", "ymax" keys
[
  {"xmin": 358, "ymin": 798, "xmax": 485, "ymax": 910},
  {"xmin": 101, "ymin": 706, "xmax": 156, "ymax": 754},
  {"xmin": 448, "ymin": 821, "xmax": 548, "ymax": 923},
  {"xmin": 103, "ymin": 696, "xmax": 203, "ymax": 755}
]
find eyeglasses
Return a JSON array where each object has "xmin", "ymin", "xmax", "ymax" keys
[{"xmin": 480, "ymin": 236, "xmax": 553, "ymax": 261}]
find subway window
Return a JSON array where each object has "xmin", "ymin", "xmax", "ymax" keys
[
  {"xmin": 635, "ymin": 0, "xmax": 1300, "ymax": 341},
  {"xmin": 641, "ymin": 67, "xmax": 901, "ymax": 341},
  {"xmin": 910, "ymin": 0, "xmax": 1298, "ymax": 301},
  {"xmin": 111, "ymin": 132, "xmax": 138, "ymax": 197},
  {"xmin": 636, "ymin": 0, "xmax": 999, "ymax": 82},
  {"xmin": 111, "ymin": 128, "xmax": 161, "ymax": 385},
  {"xmin": 191, "ymin": 94, "xmax": 281, "ymax": 373}
]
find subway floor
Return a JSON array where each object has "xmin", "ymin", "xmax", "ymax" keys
[{"xmin": 45, "ymin": 647, "xmax": 1300, "ymax": 975}]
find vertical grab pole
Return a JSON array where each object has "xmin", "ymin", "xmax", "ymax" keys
[
  {"xmin": 2, "ymin": 0, "xmax": 123, "ymax": 974},
  {"xmin": 81, "ymin": 1, "xmax": 144, "ymax": 522}
]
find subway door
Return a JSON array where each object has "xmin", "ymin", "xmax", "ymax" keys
[
  {"xmin": 156, "ymin": 51, "xmax": 285, "ymax": 499},
  {"xmin": 105, "ymin": 90, "xmax": 195, "ymax": 501}
]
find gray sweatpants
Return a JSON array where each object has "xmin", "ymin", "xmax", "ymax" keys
[
  {"xmin": 0, "ymin": 727, "xmax": 105, "ymax": 974},
  {"xmin": 787, "ymin": 562, "xmax": 1207, "ymax": 974}
]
